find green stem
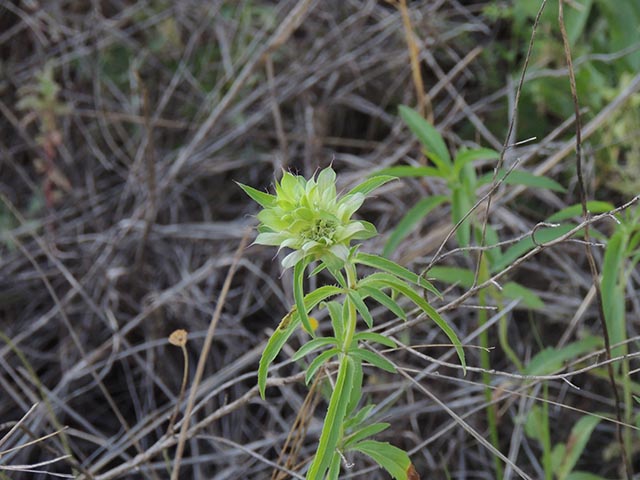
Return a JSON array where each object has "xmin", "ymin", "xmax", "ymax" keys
[
  {"xmin": 306, "ymin": 261, "xmax": 359, "ymax": 479},
  {"xmin": 478, "ymin": 258, "xmax": 503, "ymax": 479},
  {"xmin": 541, "ymin": 383, "xmax": 552, "ymax": 480}
]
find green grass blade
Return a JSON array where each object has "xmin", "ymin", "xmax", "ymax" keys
[
  {"xmin": 383, "ymin": 195, "xmax": 448, "ymax": 258},
  {"xmin": 523, "ymin": 336, "xmax": 602, "ymax": 376}
]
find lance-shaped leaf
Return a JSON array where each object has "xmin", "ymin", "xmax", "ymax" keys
[
  {"xmin": 346, "ymin": 174, "xmax": 396, "ymax": 197},
  {"xmin": 399, "ymin": 105, "xmax": 452, "ymax": 173},
  {"xmin": 358, "ymin": 286, "xmax": 406, "ymax": 321},
  {"xmin": 236, "ymin": 182, "xmax": 276, "ymax": 208},
  {"xmin": 349, "ymin": 439, "xmax": 411, "ymax": 480},
  {"xmin": 355, "ymin": 252, "xmax": 440, "ymax": 297}
]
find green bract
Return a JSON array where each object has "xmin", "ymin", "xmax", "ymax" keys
[{"xmin": 239, "ymin": 167, "xmax": 377, "ymax": 269}]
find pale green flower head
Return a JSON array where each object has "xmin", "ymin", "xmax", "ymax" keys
[{"xmin": 238, "ymin": 167, "xmax": 386, "ymax": 269}]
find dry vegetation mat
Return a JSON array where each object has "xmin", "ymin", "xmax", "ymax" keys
[{"xmin": 1, "ymin": 1, "xmax": 640, "ymax": 479}]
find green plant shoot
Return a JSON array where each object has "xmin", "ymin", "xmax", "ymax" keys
[{"xmin": 239, "ymin": 167, "xmax": 465, "ymax": 480}]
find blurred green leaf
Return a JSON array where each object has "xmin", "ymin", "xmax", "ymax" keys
[
  {"xmin": 427, "ymin": 266, "xmax": 474, "ymax": 288},
  {"xmin": 501, "ymin": 282, "xmax": 544, "ymax": 310},
  {"xmin": 478, "ymin": 169, "xmax": 566, "ymax": 192},
  {"xmin": 383, "ymin": 195, "xmax": 448, "ymax": 258},
  {"xmin": 547, "ymin": 201, "xmax": 614, "ymax": 222},
  {"xmin": 371, "ymin": 165, "xmax": 444, "ymax": 179},
  {"xmin": 523, "ymin": 336, "xmax": 602, "ymax": 376},
  {"xmin": 453, "ymin": 148, "xmax": 500, "ymax": 177},
  {"xmin": 399, "ymin": 105, "xmax": 452, "ymax": 171},
  {"xmin": 350, "ymin": 348, "xmax": 396, "ymax": 373},
  {"xmin": 557, "ymin": 416, "xmax": 602, "ymax": 480},
  {"xmin": 346, "ymin": 175, "xmax": 396, "ymax": 197},
  {"xmin": 601, "ymin": 230, "xmax": 627, "ymax": 360}
]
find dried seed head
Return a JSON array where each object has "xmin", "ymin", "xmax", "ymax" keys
[{"xmin": 169, "ymin": 329, "xmax": 188, "ymax": 347}]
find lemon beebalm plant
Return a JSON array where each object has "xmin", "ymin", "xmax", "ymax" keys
[{"xmin": 239, "ymin": 167, "xmax": 465, "ymax": 480}]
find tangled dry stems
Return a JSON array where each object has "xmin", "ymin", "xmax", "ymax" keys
[{"xmin": 1, "ymin": 1, "xmax": 639, "ymax": 479}]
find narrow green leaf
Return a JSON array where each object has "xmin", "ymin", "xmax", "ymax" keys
[
  {"xmin": 383, "ymin": 195, "xmax": 448, "ymax": 258},
  {"xmin": 399, "ymin": 105, "xmax": 452, "ymax": 170},
  {"xmin": 523, "ymin": 336, "xmax": 602, "ymax": 376},
  {"xmin": 350, "ymin": 348, "xmax": 396, "ymax": 373},
  {"xmin": 364, "ymin": 274, "xmax": 465, "ymax": 370},
  {"xmin": 305, "ymin": 348, "xmax": 340, "ymax": 384},
  {"xmin": 307, "ymin": 356, "xmax": 355, "ymax": 478},
  {"xmin": 344, "ymin": 404, "xmax": 377, "ymax": 430},
  {"xmin": 427, "ymin": 266, "xmax": 474, "ymax": 288},
  {"xmin": 343, "ymin": 422, "xmax": 390, "ymax": 449},
  {"xmin": 348, "ymin": 290, "xmax": 374, "ymax": 328},
  {"xmin": 358, "ymin": 286, "xmax": 406, "ymax": 321},
  {"xmin": 546, "ymin": 201, "xmax": 614, "ymax": 222},
  {"xmin": 371, "ymin": 165, "xmax": 445, "ymax": 179},
  {"xmin": 565, "ymin": 472, "xmax": 609, "ymax": 480},
  {"xmin": 258, "ymin": 309, "xmax": 300, "ymax": 398},
  {"xmin": 451, "ymin": 185, "xmax": 472, "ymax": 248},
  {"xmin": 501, "ymin": 282, "xmax": 544, "ymax": 310},
  {"xmin": 346, "ymin": 175, "xmax": 396, "ymax": 197},
  {"xmin": 294, "ymin": 260, "xmax": 314, "ymax": 336},
  {"xmin": 303, "ymin": 285, "xmax": 344, "ymax": 311},
  {"xmin": 355, "ymin": 252, "xmax": 441, "ymax": 297},
  {"xmin": 492, "ymin": 224, "xmax": 574, "ymax": 272},
  {"xmin": 292, "ymin": 337, "xmax": 338, "ymax": 361},
  {"xmin": 478, "ymin": 169, "xmax": 566, "ymax": 192},
  {"xmin": 453, "ymin": 148, "xmax": 500, "ymax": 177},
  {"xmin": 557, "ymin": 416, "xmax": 601, "ymax": 480},
  {"xmin": 326, "ymin": 301, "xmax": 345, "ymax": 342},
  {"xmin": 602, "ymin": 230, "xmax": 627, "ymax": 360},
  {"xmin": 346, "ymin": 357, "xmax": 363, "ymax": 416},
  {"xmin": 236, "ymin": 182, "xmax": 276, "ymax": 208},
  {"xmin": 349, "ymin": 439, "xmax": 411, "ymax": 480},
  {"xmin": 353, "ymin": 331, "xmax": 398, "ymax": 349}
]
